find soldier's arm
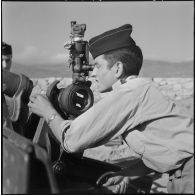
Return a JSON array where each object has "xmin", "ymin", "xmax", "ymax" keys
[{"xmin": 44, "ymin": 109, "xmax": 71, "ymax": 143}]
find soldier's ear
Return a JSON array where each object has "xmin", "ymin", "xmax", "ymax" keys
[{"xmin": 115, "ymin": 61, "xmax": 124, "ymax": 79}]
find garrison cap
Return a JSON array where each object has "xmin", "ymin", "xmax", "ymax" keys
[
  {"xmin": 2, "ymin": 42, "xmax": 12, "ymax": 55},
  {"xmin": 89, "ymin": 24, "xmax": 136, "ymax": 59}
]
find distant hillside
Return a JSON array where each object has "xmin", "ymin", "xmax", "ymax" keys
[
  {"xmin": 11, "ymin": 63, "xmax": 72, "ymax": 78},
  {"xmin": 140, "ymin": 59, "xmax": 193, "ymax": 78},
  {"xmin": 11, "ymin": 59, "xmax": 193, "ymax": 79}
]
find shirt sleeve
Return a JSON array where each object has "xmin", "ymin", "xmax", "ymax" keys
[
  {"xmin": 59, "ymin": 120, "xmax": 72, "ymax": 152},
  {"xmin": 63, "ymin": 89, "xmax": 140, "ymax": 153}
]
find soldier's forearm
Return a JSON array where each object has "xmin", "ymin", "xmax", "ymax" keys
[{"xmin": 45, "ymin": 110, "xmax": 70, "ymax": 142}]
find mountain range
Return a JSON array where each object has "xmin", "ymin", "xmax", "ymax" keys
[{"xmin": 11, "ymin": 59, "xmax": 193, "ymax": 79}]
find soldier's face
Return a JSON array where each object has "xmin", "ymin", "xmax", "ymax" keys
[
  {"xmin": 91, "ymin": 54, "xmax": 118, "ymax": 93},
  {"xmin": 2, "ymin": 55, "xmax": 12, "ymax": 71}
]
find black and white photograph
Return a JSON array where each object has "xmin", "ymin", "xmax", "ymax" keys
[{"xmin": 2, "ymin": 1, "xmax": 194, "ymax": 194}]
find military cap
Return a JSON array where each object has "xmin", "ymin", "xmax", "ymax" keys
[
  {"xmin": 89, "ymin": 24, "xmax": 136, "ymax": 59},
  {"xmin": 2, "ymin": 42, "xmax": 12, "ymax": 55}
]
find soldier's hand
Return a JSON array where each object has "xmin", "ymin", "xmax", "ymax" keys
[
  {"xmin": 56, "ymin": 78, "xmax": 72, "ymax": 89},
  {"xmin": 102, "ymin": 175, "xmax": 131, "ymax": 194},
  {"xmin": 28, "ymin": 94, "xmax": 56, "ymax": 119}
]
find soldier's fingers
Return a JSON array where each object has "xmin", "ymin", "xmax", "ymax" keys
[
  {"xmin": 122, "ymin": 177, "xmax": 131, "ymax": 193},
  {"xmin": 30, "ymin": 94, "xmax": 44, "ymax": 103},
  {"xmin": 103, "ymin": 185, "xmax": 118, "ymax": 193},
  {"xmin": 28, "ymin": 100, "xmax": 35, "ymax": 107},
  {"xmin": 102, "ymin": 177, "xmax": 114, "ymax": 186},
  {"xmin": 120, "ymin": 180, "xmax": 127, "ymax": 193},
  {"xmin": 36, "ymin": 94, "xmax": 48, "ymax": 100},
  {"xmin": 113, "ymin": 176, "xmax": 124, "ymax": 185},
  {"xmin": 29, "ymin": 95, "xmax": 37, "ymax": 102},
  {"xmin": 109, "ymin": 178, "xmax": 128, "ymax": 194},
  {"xmin": 103, "ymin": 176, "xmax": 124, "ymax": 187},
  {"xmin": 28, "ymin": 102, "xmax": 33, "ymax": 109},
  {"xmin": 40, "ymin": 89, "xmax": 46, "ymax": 96},
  {"xmin": 113, "ymin": 184, "xmax": 120, "ymax": 193}
]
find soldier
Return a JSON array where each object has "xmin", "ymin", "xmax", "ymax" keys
[
  {"xmin": 2, "ymin": 42, "xmax": 28, "ymax": 135},
  {"xmin": 2, "ymin": 42, "xmax": 12, "ymax": 71},
  {"xmin": 2, "ymin": 42, "xmax": 13, "ymax": 129},
  {"xmin": 29, "ymin": 24, "xmax": 194, "ymax": 193}
]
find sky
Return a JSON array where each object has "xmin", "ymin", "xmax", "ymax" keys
[{"xmin": 1, "ymin": 1, "xmax": 194, "ymax": 65}]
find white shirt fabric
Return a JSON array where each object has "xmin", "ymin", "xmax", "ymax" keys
[{"xmin": 60, "ymin": 77, "xmax": 193, "ymax": 173}]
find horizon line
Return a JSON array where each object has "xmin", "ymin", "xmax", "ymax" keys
[{"xmin": 12, "ymin": 58, "xmax": 194, "ymax": 66}]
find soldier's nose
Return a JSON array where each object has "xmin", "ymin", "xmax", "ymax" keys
[{"xmin": 91, "ymin": 67, "xmax": 97, "ymax": 78}]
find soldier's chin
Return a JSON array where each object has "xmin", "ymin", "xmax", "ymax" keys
[{"xmin": 98, "ymin": 86, "xmax": 112, "ymax": 93}]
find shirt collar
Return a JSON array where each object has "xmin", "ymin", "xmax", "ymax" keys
[
  {"xmin": 112, "ymin": 76, "xmax": 152, "ymax": 91},
  {"xmin": 112, "ymin": 75, "xmax": 138, "ymax": 90}
]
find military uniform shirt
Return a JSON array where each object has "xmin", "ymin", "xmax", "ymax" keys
[{"xmin": 59, "ymin": 77, "xmax": 193, "ymax": 173}]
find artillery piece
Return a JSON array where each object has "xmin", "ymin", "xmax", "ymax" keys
[{"xmin": 2, "ymin": 21, "xmax": 153, "ymax": 194}]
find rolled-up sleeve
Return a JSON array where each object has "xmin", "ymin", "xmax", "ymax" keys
[{"xmin": 59, "ymin": 120, "xmax": 71, "ymax": 152}]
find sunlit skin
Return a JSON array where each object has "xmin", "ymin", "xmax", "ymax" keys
[
  {"xmin": 91, "ymin": 55, "xmax": 119, "ymax": 93},
  {"xmin": 2, "ymin": 54, "xmax": 12, "ymax": 71}
]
